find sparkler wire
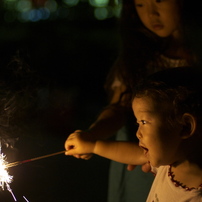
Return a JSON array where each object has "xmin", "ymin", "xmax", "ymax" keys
[{"xmin": 7, "ymin": 150, "xmax": 66, "ymax": 168}]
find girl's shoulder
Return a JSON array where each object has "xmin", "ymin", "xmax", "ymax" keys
[
  {"xmin": 146, "ymin": 54, "xmax": 188, "ymax": 75},
  {"xmin": 157, "ymin": 54, "xmax": 188, "ymax": 68}
]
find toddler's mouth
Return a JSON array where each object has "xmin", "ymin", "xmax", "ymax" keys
[{"xmin": 140, "ymin": 145, "xmax": 149, "ymax": 155}]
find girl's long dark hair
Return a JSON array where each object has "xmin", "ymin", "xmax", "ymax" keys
[{"xmin": 105, "ymin": 0, "xmax": 202, "ymax": 100}]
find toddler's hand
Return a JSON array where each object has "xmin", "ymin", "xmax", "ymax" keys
[{"xmin": 64, "ymin": 130, "xmax": 96, "ymax": 158}]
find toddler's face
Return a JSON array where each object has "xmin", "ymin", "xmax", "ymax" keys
[
  {"xmin": 134, "ymin": 0, "xmax": 181, "ymax": 38},
  {"xmin": 132, "ymin": 96, "xmax": 183, "ymax": 167}
]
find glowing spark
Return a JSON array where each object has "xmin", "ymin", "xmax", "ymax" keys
[
  {"xmin": 23, "ymin": 196, "xmax": 30, "ymax": 202},
  {"xmin": 0, "ymin": 146, "xmax": 17, "ymax": 201},
  {"xmin": 0, "ymin": 153, "xmax": 13, "ymax": 189},
  {"xmin": 0, "ymin": 143, "xmax": 30, "ymax": 201}
]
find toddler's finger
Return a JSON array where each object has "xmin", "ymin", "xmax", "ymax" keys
[
  {"xmin": 127, "ymin": 164, "xmax": 136, "ymax": 171},
  {"xmin": 74, "ymin": 130, "xmax": 82, "ymax": 133},
  {"xmin": 141, "ymin": 162, "xmax": 151, "ymax": 173},
  {"xmin": 65, "ymin": 149, "xmax": 76, "ymax": 156},
  {"xmin": 80, "ymin": 154, "xmax": 92, "ymax": 160}
]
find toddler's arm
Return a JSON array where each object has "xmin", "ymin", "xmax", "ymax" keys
[{"xmin": 65, "ymin": 131, "xmax": 147, "ymax": 165}]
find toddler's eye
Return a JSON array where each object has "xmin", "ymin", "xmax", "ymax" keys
[
  {"xmin": 156, "ymin": 0, "xmax": 163, "ymax": 2},
  {"xmin": 141, "ymin": 120, "xmax": 147, "ymax": 125}
]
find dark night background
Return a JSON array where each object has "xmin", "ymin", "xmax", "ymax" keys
[{"xmin": 0, "ymin": 1, "xmax": 120, "ymax": 201}]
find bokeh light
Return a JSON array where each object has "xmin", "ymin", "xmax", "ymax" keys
[
  {"xmin": 63, "ymin": 0, "xmax": 79, "ymax": 7},
  {"xmin": 89, "ymin": 0, "xmax": 109, "ymax": 7},
  {"xmin": 3, "ymin": 0, "xmax": 121, "ymax": 22},
  {"xmin": 16, "ymin": 0, "xmax": 32, "ymax": 12}
]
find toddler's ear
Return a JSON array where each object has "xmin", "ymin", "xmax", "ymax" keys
[{"xmin": 181, "ymin": 113, "xmax": 196, "ymax": 139}]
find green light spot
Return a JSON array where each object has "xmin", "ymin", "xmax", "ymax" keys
[
  {"xmin": 94, "ymin": 7, "xmax": 108, "ymax": 20},
  {"xmin": 89, "ymin": 0, "xmax": 108, "ymax": 7}
]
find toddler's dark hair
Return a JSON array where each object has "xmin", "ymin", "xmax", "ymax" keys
[{"xmin": 134, "ymin": 67, "xmax": 202, "ymax": 126}]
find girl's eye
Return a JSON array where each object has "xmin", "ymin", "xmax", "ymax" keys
[
  {"xmin": 135, "ymin": 3, "xmax": 143, "ymax": 7},
  {"xmin": 156, "ymin": 0, "xmax": 163, "ymax": 2}
]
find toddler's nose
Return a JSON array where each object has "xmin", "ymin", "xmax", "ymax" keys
[{"xmin": 136, "ymin": 128, "xmax": 142, "ymax": 139}]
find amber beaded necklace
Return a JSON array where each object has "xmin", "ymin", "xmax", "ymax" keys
[{"xmin": 168, "ymin": 165, "xmax": 202, "ymax": 191}]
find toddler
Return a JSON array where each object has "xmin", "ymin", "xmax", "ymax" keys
[{"xmin": 65, "ymin": 67, "xmax": 202, "ymax": 201}]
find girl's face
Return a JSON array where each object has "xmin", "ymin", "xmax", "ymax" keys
[
  {"xmin": 132, "ymin": 96, "xmax": 183, "ymax": 167},
  {"xmin": 134, "ymin": 0, "xmax": 181, "ymax": 38}
]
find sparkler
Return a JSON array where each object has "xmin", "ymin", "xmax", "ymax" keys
[
  {"xmin": 0, "ymin": 149, "xmax": 65, "ymax": 201},
  {"xmin": 7, "ymin": 150, "xmax": 66, "ymax": 168}
]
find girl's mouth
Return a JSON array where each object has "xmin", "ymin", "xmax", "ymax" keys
[{"xmin": 152, "ymin": 24, "xmax": 163, "ymax": 30}]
